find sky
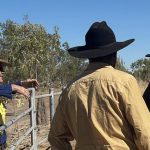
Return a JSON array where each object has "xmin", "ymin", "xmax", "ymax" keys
[{"xmin": 0, "ymin": 0, "xmax": 150, "ymax": 69}]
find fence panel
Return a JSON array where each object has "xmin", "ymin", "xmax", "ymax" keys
[{"xmin": 0, "ymin": 88, "xmax": 61, "ymax": 149}]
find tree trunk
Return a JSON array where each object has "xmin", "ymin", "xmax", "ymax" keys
[{"xmin": 36, "ymin": 98, "xmax": 48, "ymax": 125}]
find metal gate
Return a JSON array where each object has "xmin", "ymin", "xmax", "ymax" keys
[{"xmin": 0, "ymin": 88, "xmax": 61, "ymax": 150}]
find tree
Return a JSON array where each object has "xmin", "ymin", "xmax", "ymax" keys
[
  {"xmin": 57, "ymin": 42, "xmax": 88, "ymax": 87},
  {"xmin": 116, "ymin": 57, "xmax": 128, "ymax": 72},
  {"xmin": 0, "ymin": 19, "xmax": 61, "ymax": 86},
  {"xmin": 131, "ymin": 58, "xmax": 150, "ymax": 81},
  {"xmin": 0, "ymin": 19, "xmax": 88, "ymax": 87}
]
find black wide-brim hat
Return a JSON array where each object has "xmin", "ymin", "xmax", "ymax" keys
[{"xmin": 68, "ymin": 21, "xmax": 135, "ymax": 58}]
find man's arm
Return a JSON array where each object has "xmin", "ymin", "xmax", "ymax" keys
[
  {"xmin": 48, "ymin": 96, "xmax": 73, "ymax": 150},
  {"xmin": 21, "ymin": 79, "xmax": 39, "ymax": 89},
  {"xmin": 0, "ymin": 79, "xmax": 39, "ymax": 99},
  {"xmin": 0, "ymin": 84, "xmax": 30, "ymax": 99},
  {"xmin": 123, "ymin": 77, "xmax": 150, "ymax": 149},
  {"xmin": 11, "ymin": 84, "xmax": 30, "ymax": 99}
]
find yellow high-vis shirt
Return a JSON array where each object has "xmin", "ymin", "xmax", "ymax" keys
[
  {"xmin": 49, "ymin": 62, "xmax": 150, "ymax": 150},
  {"xmin": 0, "ymin": 102, "xmax": 6, "ymax": 125}
]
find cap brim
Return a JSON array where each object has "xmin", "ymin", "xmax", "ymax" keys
[
  {"xmin": 68, "ymin": 39, "xmax": 135, "ymax": 58},
  {"xmin": 0, "ymin": 59, "xmax": 12, "ymax": 67}
]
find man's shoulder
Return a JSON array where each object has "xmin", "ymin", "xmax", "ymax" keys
[
  {"xmin": 112, "ymin": 68, "xmax": 133, "ymax": 78},
  {"xmin": 89, "ymin": 66, "xmax": 136, "ymax": 86},
  {"xmin": 65, "ymin": 67, "xmax": 136, "ymax": 90},
  {"xmin": 107, "ymin": 68, "xmax": 136, "ymax": 85}
]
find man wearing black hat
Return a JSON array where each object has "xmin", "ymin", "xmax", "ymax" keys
[
  {"xmin": 48, "ymin": 21, "xmax": 150, "ymax": 150},
  {"xmin": 0, "ymin": 59, "xmax": 39, "ymax": 149}
]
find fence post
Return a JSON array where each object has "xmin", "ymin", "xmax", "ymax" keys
[
  {"xmin": 49, "ymin": 88, "xmax": 55, "ymax": 123},
  {"xmin": 30, "ymin": 88, "xmax": 37, "ymax": 150}
]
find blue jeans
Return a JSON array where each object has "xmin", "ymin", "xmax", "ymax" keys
[{"xmin": 0, "ymin": 130, "xmax": 7, "ymax": 146}]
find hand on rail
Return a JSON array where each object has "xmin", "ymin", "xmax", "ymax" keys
[
  {"xmin": 21, "ymin": 79, "xmax": 39, "ymax": 89},
  {"xmin": 11, "ymin": 84, "xmax": 30, "ymax": 99}
]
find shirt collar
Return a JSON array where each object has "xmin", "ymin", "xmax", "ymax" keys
[{"xmin": 86, "ymin": 62, "xmax": 113, "ymax": 71}]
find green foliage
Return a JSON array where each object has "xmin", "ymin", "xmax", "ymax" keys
[
  {"xmin": 0, "ymin": 19, "xmax": 87, "ymax": 87},
  {"xmin": 131, "ymin": 58, "xmax": 150, "ymax": 81},
  {"xmin": 0, "ymin": 20, "xmax": 54, "ymax": 80},
  {"xmin": 116, "ymin": 57, "xmax": 128, "ymax": 72},
  {"xmin": 1, "ymin": 19, "xmax": 132, "ymax": 87},
  {"xmin": 58, "ymin": 42, "xmax": 87, "ymax": 86}
]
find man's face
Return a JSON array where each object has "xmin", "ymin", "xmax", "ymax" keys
[{"xmin": 0, "ymin": 64, "xmax": 4, "ymax": 83}]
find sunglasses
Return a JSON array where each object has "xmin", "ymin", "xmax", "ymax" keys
[{"xmin": 0, "ymin": 64, "xmax": 6, "ymax": 73}]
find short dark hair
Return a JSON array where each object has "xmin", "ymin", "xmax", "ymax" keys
[{"xmin": 89, "ymin": 52, "xmax": 117, "ymax": 62}]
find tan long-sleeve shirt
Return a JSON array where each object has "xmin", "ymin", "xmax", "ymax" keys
[{"xmin": 49, "ymin": 62, "xmax": 150, "ymax": 150}]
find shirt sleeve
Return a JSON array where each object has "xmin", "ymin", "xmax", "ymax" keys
[
  {"xmin": 123, "ymin": 77, "xmax": 150, "ymax": 149},
  {"xmin": 10, "ymin": 81, "xmax": 22, "ymax": 94},
  {"xmin": 48, "ymin": 95, "xmax": 73, "ymax": 150},
  {"xmin": 0, "ymin": 84, "xmax": 13, "ymax": 99},
  {"xmin": 14, "ymin": 81, "xmax": 22, "ymax": 86}
]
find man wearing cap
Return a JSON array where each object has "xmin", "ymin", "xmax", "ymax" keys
[
  {"xmin": 48, "ymin": 21, "xmax": 150, "ymax": 150},
  {"xmin": 0, "ymin": 59, "xmax": 39, "ymax": 149}
]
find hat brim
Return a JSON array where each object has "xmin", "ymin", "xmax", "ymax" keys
[
  {"xmin": 145, "ymin": 54, "xmax": 150, "ymax": 57},
  {"xmin": 68, "ymin": 39, "xmax": 135, "ymax": 58},
  {"xmin": 0, "ymin": 59, "xmax": 11, "ymax": 67}
]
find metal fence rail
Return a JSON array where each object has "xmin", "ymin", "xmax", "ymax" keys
[
  {"xmin": 0, "ymin": 88, "xmax": 61, "ymax": 150},
  {"xmin": 0, "ymin": 107, "xmax": 32, "ymax": 131}
]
